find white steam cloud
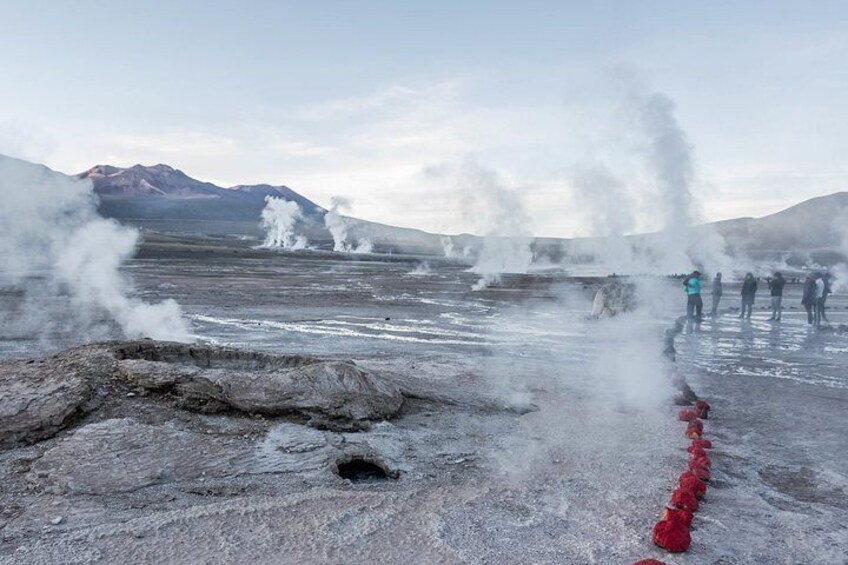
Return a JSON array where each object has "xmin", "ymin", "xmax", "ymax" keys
[
  {"xmin": 324, "ymin": 196, "xmax": 373, "ymax": 254},
  {"xmin": 831, "ymin": 208, "xmax": 848, "ymax": 293},
  {"xmin": 260, "ymin": 196, "xmax": 308, "ymax": 250},
  {"xmin": 441, "ymin": 236, "xmax": 471, "ymax": 260},
  {"xmin": 430, "ymin": 162, "xmax": 532, "ymax": 289},
  {"xmin": 482, "ymin": 279, "xmax": 676, "ymax": 488},
  {"xmin": 635, "ymin": 90, "xmax": 733, "ymax": 275},
  {"xmin": 566, "ymin": 87, "xmax": 733, "ymax": 277},
  {"xmin": 0, "ymin": 155, "xmax": 190, "ymax": 342},
  {"xmin": 408, "ymin": 261, "xmax": 432, "ymax": 276},
  {"xmin": 640, "ymin": 92, "xmax": 695, "ymax": 264},
  {"xmin": 571, "ymin": 163, "xmax": 639, "ymax": 273},
  {"xmin": 441, "ymin": 236, "xmax": 458, "ymax": 258}
]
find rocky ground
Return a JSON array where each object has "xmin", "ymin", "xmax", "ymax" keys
[{"xmin": 0, "ymin": 245, "xmax": 845, "ymax": 564}]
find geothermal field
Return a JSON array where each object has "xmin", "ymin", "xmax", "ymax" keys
[
  {"xmin": 1, "ymin": 20, "xmax": 847, "ymax": 560},
  {"xmin": 1, "ymin": 226, "xmax": 846, "ymax": 564}
]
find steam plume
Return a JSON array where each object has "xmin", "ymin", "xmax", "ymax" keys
[
  {"xmin": 323, "ymin": 196, "xmax": 372, "ymax": 253},
  {"xmin": 0, "ymin": 155, "xmax": 190, "ymax": 342},
  {"xmin": 831, "ymin": 208, "xmax": 848, "ymax": 292},
  {"xmin": 432, "ymin": 162, "xmax": 532, "ymax": 289},
  {"xmin": 571, "ymin": 163, "xmax": 638, "ymax": 272},
  {"xmin": 441, "ymin": 236, "xmax": 458, "ymax": 258},
  {"xmin": 260, "ymin": 196, "xmax": 308, "ymax": 249},
  {"xmin": 441, "ymin": 236, "xmax": 471, "ymax": 260},
  {"xmin": 635, "ymin": 90, "xmax": 732, "ymax": 275}
]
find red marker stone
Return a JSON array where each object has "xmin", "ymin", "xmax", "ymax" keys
[
  {"xmin": 662, "ymin": 506, "xmax": 694, "ymax": 528},
  {"xmin": 670, "ymin": 488, "xmax": 700, "ymax": 512},
  {"xmin": 653, "ymin": 519, "xmax": 692, "ymax": 552},
  {"xmin": 680, "ymin": 475, "xmax": 707, "ymax": 499}
]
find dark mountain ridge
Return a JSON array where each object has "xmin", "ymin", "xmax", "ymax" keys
[{"xmin": 79, "ymin": 164, "xmax": 323, "ymax": 221}]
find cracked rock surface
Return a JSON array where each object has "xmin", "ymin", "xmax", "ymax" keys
[
  {"xmin": 0, "ymin": 352, "xmax": 106, "ymax": 447},
  {"xmin": 0, "ymin": 340, "xmax": 404, "ymax": 449}
]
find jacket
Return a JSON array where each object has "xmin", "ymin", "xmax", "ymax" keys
[
  {"xmin": 685, "ymin": 277, "xmax": 702, "ymax": 295},
  {"xmin": 741, "ymin": 278, "xmax": 758, "ymax": 297},
  {"xmin": 711, "ymin": 278, "xmax": 723, "ymax": 296},
  {"xmin": 801, "ymin": 278, "xmax": 817, "ymax": 305},
  {"xmin": 768, "ymin": 277, "xmax": 785, "ymax": 297}
]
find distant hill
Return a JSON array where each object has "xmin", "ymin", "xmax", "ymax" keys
[
  {"xmin": 531, "ymin": 192, "xmax": 848, "ymax": 267},
  {"xmin": 710, "ymin": 192, "xmax": 848, "ymax": 252},
  {"xmin": 79, "ymin": 162, "xmax": 848, "ymax": 258},
  {"xmin": 79, "ymin": 164, "xmax": 323, "ymax": 222}
]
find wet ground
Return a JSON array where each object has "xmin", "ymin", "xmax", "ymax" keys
[
  {"xmin": 676, "ymin": 289, "xmax": 848, "ymax": 564},
  {"xmin": 0, "ymin": 245, "xmax": 846, "ymax": 564}
]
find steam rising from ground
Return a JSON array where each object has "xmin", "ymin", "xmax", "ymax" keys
[
  {"xmin": 831, "ymin": 209, "xmax": 848, "ymax": 292},
  {"xmin": 441, "ymin": 236, "xmax": 472, "ymax": 260},
  {"xmin": 324, "ymin": 196, "xmax": 373, "ymax": 253},
  {"xmin": 571, "ymin": 163, "xmax": 639, "ymax": 272},
  {"xmin": 568, "ymin": 87, "xmax": 733, "ymax": 277},
  {"xmin": 260, "ymin": 196, "xmax": 308, "ymax": 250},
  {"xmin": 0, "ymin": 155, "xmax": 190, "ymax": 342},
  {"xmin": 430, "ymin": 162, "xmax": 532, "ymax": 289},
  {"xmin": 640, "ymin": 92, "xmax": 695, "ymax": 266},
  {"xmin": 408, "ymin": 261, "xmax": 432, "ymax": 276},
  {"xmin": 635, "ymin": 90, "xmax": 733, "ymax": 275},
  {"xmin": 484, "ymin": 278, "xmax": 676, "ymax": 485},
  {"xmin": 441, "ymin": 236, "xmax": 457, "ymax": 258}
]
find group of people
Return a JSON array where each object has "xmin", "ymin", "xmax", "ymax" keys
[
  {"xmin": 801, "ymin": 272, "xmax": 833, "ymax": 325},
  {"xmin": 682, "ymin": 270, "xmax": 833, "ymax": 326}
]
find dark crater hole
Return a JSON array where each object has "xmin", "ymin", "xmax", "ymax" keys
[{"xmin": 335, "ymin": 457, "xmax": 397, "ymax": 483}]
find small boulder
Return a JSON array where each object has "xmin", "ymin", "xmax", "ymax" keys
[
  {"xmin": 691, "ymin": 439, "xmax": 713, "ymax": 450},
  {"xmin": 653, "ymin": 519, "xmax": 691, "ymax": 552},
  {"xmin": 689, "ymin": 464, "xmax": 711, "ymax": 482},
  {"xmin": 679, "ymin": 475, "xmax": 707, "ymax": 499},
  {"xmin": 677, "ymin": 409, "xmax": 698, "ymax": 422},
  {"xmin": 670, "ymin": 488, "xmax": 700, "ymax": 512},
  {"xmin": 661, "ymin": 506, "xmax": 694, "ymax": 528}
]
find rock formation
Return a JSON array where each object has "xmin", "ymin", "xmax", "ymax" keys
[
  {"xmin": 590, "ymin": 280, "xmax": 637, "ymax": 318},
  {"xmin": 0, "ymin": 340, "xmax": 404, "ymax": 448}
]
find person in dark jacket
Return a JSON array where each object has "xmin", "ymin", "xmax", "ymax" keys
[
  {"xmin": 739, "ymin": 272, "xmax": 757, "ymax": 319},
  {"xmin": 801, "ymin": 274, "xmax": 817, "ymax": 325},
  {"xmin": 710, "ymin": 272, "xmax": 723, "ymax": 317},
  {"xmin": 767, "ymin": 272, "xmax": 786, "ymax": 321}
]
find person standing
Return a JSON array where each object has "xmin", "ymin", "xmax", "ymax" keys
[
  {"xmin": 815, "ymin": 273, "xmax": 826, "ymax": 326},
  {"xmin": 821, "ymin": 273, "xmax": 833, "ymax": 323},
  {"xmin": 740, "ymin": 272, "xmax": 757, "ymax": 319},
  {"xmin": 767, "ymin": 272, "xmax": 786, "ymax": 321},
  {"xmin": 710, "ymin": 272, "xmax": 723, "ymax": 317},
  {"xmin": 802, "ymin": 274, "xmax": 817, "ymax": 325},
  {"xmin": 683, "ymin": 270, "xmax": 703, "ymax": 324}
]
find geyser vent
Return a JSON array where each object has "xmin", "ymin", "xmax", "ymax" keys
[{"xmin": 334, "ymin": 456, "xmax": 397, "ymax": 483}]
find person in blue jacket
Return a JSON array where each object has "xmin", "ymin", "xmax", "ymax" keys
[{"xmin": 683, "ymin": 270, "xmax": 703, "ymax": 323}]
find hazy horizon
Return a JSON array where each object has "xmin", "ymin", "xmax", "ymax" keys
[{"xmin": 1, "ymin": 1, "xmax": 846, "ymax": 238}]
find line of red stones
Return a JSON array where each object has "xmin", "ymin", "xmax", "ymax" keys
[{"xmin": 632, "ymin": 320, "xmax": 714, "ymax": 564}]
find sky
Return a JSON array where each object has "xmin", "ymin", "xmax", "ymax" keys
[{"xmin": 1, "ymin": 0, "xmax": 846, "ymax": 237}]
